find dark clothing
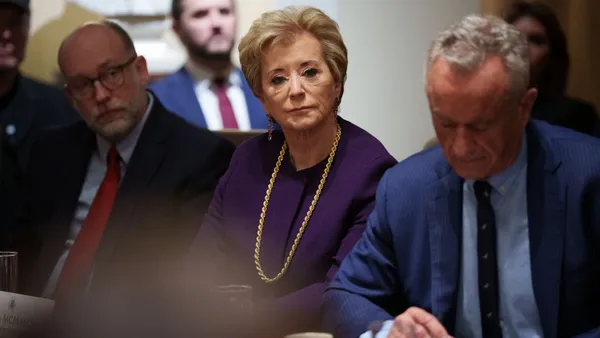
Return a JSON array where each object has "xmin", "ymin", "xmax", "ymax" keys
[
  {"xmin": 0, "ymin": 75, "xmax": 79, "ymax": 239},
  {"xmin": 191, "ymin": 117, "xmax": 396, "ymax": 336},
  {"xmin": 531, "ymin": 94, "xmax": 598, "ymax": 136},
  {"xmin": 8, "ymin": 98, "xmax": 234, "ymax": 297}
]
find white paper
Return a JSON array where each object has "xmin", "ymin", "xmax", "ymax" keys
[{"xmin": 0, "ymin": 291, "xmax": 54, "ymax": 337}]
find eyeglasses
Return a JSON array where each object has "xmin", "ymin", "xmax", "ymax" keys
[{"xmin": 66, "ymin": 55, "xmax": 137, "ymax": 99}]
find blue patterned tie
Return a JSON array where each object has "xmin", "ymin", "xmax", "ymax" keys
[{"xmin": 474, "ymin": 181, "xmax": 502, "ymax": 338}]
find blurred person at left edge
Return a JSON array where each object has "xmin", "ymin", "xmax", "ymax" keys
[{"xmin": 0, "ymin": 0, "xmax": 78, "ymax": 241}]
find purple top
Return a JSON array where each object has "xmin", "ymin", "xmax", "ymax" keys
[{"xmin": 191, "ymin": 117, "xmax": 396, "ymax": 335}]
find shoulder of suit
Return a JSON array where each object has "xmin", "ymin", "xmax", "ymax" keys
[
  {"xmin": 533, "ymin": 119, "xmax": 600, "ymax": 145},
  {"xmin": 19, "ymin": 75, "xmax": 64, "ymax": 97},
  {"xmin": 335, "ymin": 119, "xmax": 397, "ymax": 168},
  {"xmin": 161, "ymin": 108, "xmax": 234, "ymax": 150},
  {"xmin": 341, "ymin": 119, "xmax": 387, "ymax": 151},
  {"xmin": 382, "ymin": 146, "xmax": 447, "ymax": 187},
  {"xmin": 17, "ymin": 75, "xmax": 80, "ymax": 124},
  {"xmin": 31, "ymin": 120, "xmax": 88, "ymax": 148},
  {"xmin": 147, "ymin": 69, "xmax": 185, "ymax": 91},
  {"xmin": 533, "ymin": 120, "xmax": 600, "ymax": 169},
  {"xmin": 17, "ymin": 75, "xmax": 75, "ymax": 111}
]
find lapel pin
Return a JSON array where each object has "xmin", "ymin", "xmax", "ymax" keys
[{"xmin": 5, "ymin": 124, "xmax": 16, "ymax": 136}]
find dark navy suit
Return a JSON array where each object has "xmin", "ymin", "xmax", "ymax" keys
[{"xmin": 148, "ymin": 67, "xmax": 268, "ymax": 129}]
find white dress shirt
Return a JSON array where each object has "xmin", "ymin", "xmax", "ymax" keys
[
  {"xmin": 42, "ymin": 93, "xmax": 154, "ymax": 298},
  {"xmin": 185, "ymin": 61, "xmax": 251, "ymax": 131}
]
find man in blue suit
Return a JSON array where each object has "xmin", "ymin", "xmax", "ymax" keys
[
  {"xmin": 149, "ymin": 0, "xmax": 267, "ymax": 130},
  {"xmin": 323, "ymin": 14, "xmax": 600, "ymax": 338}
]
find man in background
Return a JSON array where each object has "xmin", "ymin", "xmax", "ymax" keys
[
  {"xmin": 0, "ymin": 0, "xmax": 78, "ymax": 238},
  {"xmin": 149, "ymin": 0, "xmax": 268, "ymax": 130}
]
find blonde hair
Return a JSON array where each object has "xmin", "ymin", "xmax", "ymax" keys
[{"xmin": 238, "ymin": 6, "xmax": 348, "ymax": 107}]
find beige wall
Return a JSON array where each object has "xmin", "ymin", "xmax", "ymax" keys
[
  {"xmin": 22, "ymin": 0, "xmax": 273, "ymax": 83},
  {"xmin": 21, "ymin": 0, "xmax": 102, "ymax": 83}
]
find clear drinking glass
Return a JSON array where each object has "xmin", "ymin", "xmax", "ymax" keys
[
  {"xmin": 199, "ymin": 285, "xmax": 253, "ymax": 337},
  {"xmin": 215, "ymin": 284, "xmax": 253, "ymax": 311},
  {"xmin": 0, "ymin": 251, "xmax": 17, "ymax": 292}
]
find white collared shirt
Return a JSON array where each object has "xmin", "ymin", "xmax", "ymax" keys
[
  {"xmin": 185, "ymin": 61, "xmax": 251, "ymax": 131},
  {"xmin": 42, "ymin": 93, "xmax": 154, "ymax": 298}
]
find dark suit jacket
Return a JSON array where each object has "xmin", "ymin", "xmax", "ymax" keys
[
  {"xmin": 323, "ymin": 121, "xmax": 600, "ymax": 338},
  {"xmin": 9, "ymin": 97, "xmax": 235, "ymax": 297},
  {"xmin": 532, "ymin": 94, "xmax": 599, "ymax": 136},
  {"xmin": 148, "ymin": 67, "xmax": 268, "ymax": 129},
  {"xmin": 0, "ymin": 75, "xmax": 79, "ymax": 239}
]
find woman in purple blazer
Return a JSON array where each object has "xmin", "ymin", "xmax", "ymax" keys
[{"xmin": 191, "ymin": 6, "xmax": 396, "ymax": 336}]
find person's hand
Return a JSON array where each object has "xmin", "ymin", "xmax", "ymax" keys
[{"xmin": 387, "ymin": 307, "xmax": 452, "ymax": 338}]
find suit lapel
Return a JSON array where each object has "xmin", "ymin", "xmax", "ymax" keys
[
  {"xmin": 172, "ymin": 68, "xmax": 207, "ymax": 128},
  {"xmin": 91, "ymin": 99, "xmax": 170, "ymax": 277},
  {"xmin": 118, "ymin": 100, "xmax": 169, "ymax": 194},
  {"xmin": 54, "ymin": 124, "xmax": 97, "ymax": 234},
  {"xmin": 428, "ymin": 162, "xmax": 463, "ymax": 332},
  {"xmin": 526, "ymin": 123, "xmax": 565, "ymax": 338},
  {"xmin": 28, "ymin": 123, "xmax": 95, "ymax": 295}
]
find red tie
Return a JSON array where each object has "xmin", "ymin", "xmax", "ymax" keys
[
  {"xmin": 214, "ymin": 78, "xmax": 239, "ymax": 129},
  {"xmin": 53, "ymin": 146, "xmax": 121, "ymax": 299}
]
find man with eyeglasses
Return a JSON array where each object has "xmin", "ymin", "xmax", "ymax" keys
[
  {"xmin": 7, "ymin": 20, "xmax": 235, "ymax": 300},
  {"xmin": 0, "ymin": 0, "xmax": 78, "ymax": 244}
]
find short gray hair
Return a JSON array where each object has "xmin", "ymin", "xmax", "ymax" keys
[{"xmin": 426, "ymin": 14, "xmax": 530, "ymax": 98}]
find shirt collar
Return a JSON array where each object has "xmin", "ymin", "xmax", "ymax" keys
[
  {"xmin": 96, "ymin": 91, "xmax": 154, "ymax": 165},
  {"xmin": 184, "ymin": 60, "xmax": 241, "ymax": 87},
  {"xmin": 466, "ymin": 136, "xmax": 528, "ymax": 197}
]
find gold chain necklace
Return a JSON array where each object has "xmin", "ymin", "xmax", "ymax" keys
[{"xmin": 254, "ymin": 123, "xmax": 342, "ymax": 283}]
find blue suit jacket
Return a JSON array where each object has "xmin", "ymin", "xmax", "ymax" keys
[
  {"xmin": 323, "ymin": 120, "xmax": 600, "ymax": 338},
  {"xmin": 148, "ymin": 67, "xmax": 268, "ymax": 129}
]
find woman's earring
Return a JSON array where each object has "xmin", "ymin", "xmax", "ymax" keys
[{"xmin": 267, "ymin": 116, "xmax": 273, "ymax": 141}]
